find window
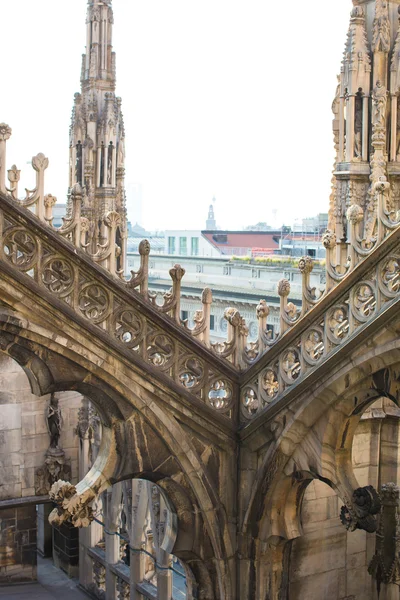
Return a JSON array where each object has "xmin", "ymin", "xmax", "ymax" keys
[
  {"xmin": 307, "ymin": 248, "xmax": 316, "ymax": 258},
  {"xmin": 251, "ymin": 268, "xmax": 260, "ymax": 279},
  {"xmin": 213, "ymin": 234, "xmax": 228, "ymax": 243},
  {"xmin": 179, "ymin": 237, "xmax": 187, "ymax": 255},
  {"xmin": 168, "ymin": 237, "xmax": 175, "ymax": 254},
  {"xmin": 210, "ymin": 315, "xmax": 215, "ymax": 330},
  {"xmin": 196, "ymin": 264, "xmax": 203, "ymax": 273},
  {"xmin": 223, "ymin": 266, "xmax": 231, "ymax": 276},
  {"xmin": 181, "ymin": 310, "xmax": 188, "ymax": 322},
  {"xmin": 191, "ymin": 237, "xmax": 199, "ymax": 256}
]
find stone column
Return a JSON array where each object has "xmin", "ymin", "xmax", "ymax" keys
[
  {"xmin": 339, "ymin": 97, "xmax": 345, "ymax": 162},
  {"xmin": 362, "ymin": 95, "xmax": 369, "ymax": 161},
  {"xmin": 104, "ymin": 484, "xmax": 123, "ymax": 600},
  {"xmin": 97, "ymin": 147, "xmax": 102, "ymax": 188},
  {"xmin": 391, "ymin": 95, "xmax": 397, "ymax": 162},
  {"xmin": 0, "ymin": 124, "xmax": 11, "ymax": 193},
  {"xmin": 346, "ymin": 96, "xmax": 355, "ymax": 162},
  {"xmin": 37, "ymin": 503, "xmax": 53, "ymax": 558},
  {"xmin": 368, "ymin": 483, "xmax": 400, "ymax": 598},
  {"xmin": 103, "ymin": 143, "xmax": 109, "ymax": 187}
]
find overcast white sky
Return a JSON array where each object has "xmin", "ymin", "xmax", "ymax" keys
[{"xmin": 1, "ymin": 0, "xmax": 351, "ymax": 230}]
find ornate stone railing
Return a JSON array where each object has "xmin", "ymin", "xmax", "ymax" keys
[
  {"xmin": 0, "ymin": 190, "xmax": 238, "ymax": 419},
  {"xmin": 240, "ymin": 226, "xmax": 400, "ymax": 421},
  {"xmin": 0, "ymin": 122, "xmax": 325, "ymax": 373}
]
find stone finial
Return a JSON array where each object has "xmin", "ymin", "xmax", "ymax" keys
[
  {"xmin": 32, "ymin": 153, "xmax": 49, "ymax": 172},
  {"xmin": 346, "ymin": 204, "xmax": 364, "ymax": 224},
  {"xmin": 322, "ymin": 230, "xmax": 336, "ymax": 249},
  {"xmin": 169, "ymin": 264, "xmax": 185, "ymax": 282},
  {"xmin": 298, "ymin": 256, "xmax": 314, "ymax": 275},
  {"xmin": 71, "ymin": 182, "xmax": 83, "ymax": 196},
  {"xmin": 224, "ymin": 307, "xmax": 241, "ymax": 327},
  {"xmin": 139, "ymin": 239, "xmax": 151, "ymax": 256},
  {"xmin": 0, "ymin": 123, "xmax": 12, "ymax": 141},
  {"xmin": 256, "ymin": 299, "xmax": 269, "ymax": 319},
  {"xmin": 202, "ymin": 287, "xmax": 213, "ymax": 304},
  {"xmin": 278, "ymin": 279, "xmax": 290, "ymax": 297}
]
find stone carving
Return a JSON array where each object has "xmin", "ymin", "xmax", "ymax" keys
[
  {"xmin": 117, "ymin": 578, "xmax": 129, "ymax": 600},
  {"xmin": 340, "ymin": 485, "xmax": 381, "ymax": 533},
  {"xmin": 262, "ymin": 369, "xmax": 279, "ymax": 400},
  {"xmin": 326, "ymin": 305, "xmax": 349, "ymax": 343},
  {"xmin": 372, "ymin": 0, "xmax": 390, "ymax": 52},
  {"xmin": 281, "ymin": 348, "xmax": 301, "ymax": 383},
  {"xmin": 353, "ymin": 282, "xmax": 376, "ymax": 320},
  {"xmin": 368, "ymin": 483, "xmax": 400, "ymax": 587},
  {"xmin": 47, "ymin": 394, "xmax": 62, "ymax": 449},
  {"xmin": 3, "ymin": 228, "xmax": 37, "ymax": 270},
  {"xmin": 372, "ymin": 81, "xmax": 388, "ymax": 129},
  {"xmin": 354, "ymin": 92, "xmax": 363, "ymax": 160},
  {"xmin": 114, "ymin": 308, "xmax": 143, "ymax": 347},
  {"xmin": 146, "ymin": 333, "xmax": 174, "ymax": 368},
  {"xmin": 35, "ymin": 394, "xmax": 71, "ymax": 496},
  {"xmin": 303, "ymin": 329, "xmax": 324, "ymax": 363},
  {"xmin": 178, "ymin": 356, "xmax": 204, "ymax": 389},
  {"xmin": 79, "ymin": 284, "xmax": 110, "ymax": 321},
  {"xmin": 242, "ymin": 387, "xmax": 259, "ymax": 416},
  {"xmin": 48, "ymin": 480, "xmax": 94, "ymax": 528},
  {"xmin": 42, "ymin": 258, "xmax": 74, "ymax": 296},
  {"xmin": 379, "ymin": 257, "xmax": 400, "ymax": 296},
  {"xmin": 208, "ymin": 380, "xmax": 232, "ymax": 411},
  {"xmin": 0, "ymin": 123, "xmax": 12, "ymax": 141}
]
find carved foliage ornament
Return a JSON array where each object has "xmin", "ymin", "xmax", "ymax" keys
[
  {"xmin": 49, "ymin": 480, "xmax": 94, "ymax": 528},
  {"xmin": 261, "ymin": 368, "xmax": 279, "ymax": 400}
]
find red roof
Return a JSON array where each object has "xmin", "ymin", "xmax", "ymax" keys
[{"xmin": 202, "ymin": 231, "xmax": 280, "ymax": 252}]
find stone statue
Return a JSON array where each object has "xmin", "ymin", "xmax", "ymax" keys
[
  {"xmin": 117, "ymin": 138, "xmax": 125, "ymax": 166},
  {"xmin": 47, "ymin": 393, "xmax": 62, "ymax": 449},
  {"xmin": 396, "ymin": 96, "xmax": 400, "ymax": 160},
  {"xmin": 107, "ymin": 143, "xmax": 113, "ymax": 185},
  {"xmin": 354, "ymin": 93, "xmax": 363, "ymax": 160},
  {"xmin": 373, "ymin": 81, "xmax": 387, "ymax": 128}
]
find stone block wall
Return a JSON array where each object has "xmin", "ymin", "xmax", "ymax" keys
[
  {"xmin": 288, "ymin": 399, "xmax": 400, "ymax": 600},
  {"xmin": 53, "ymin": 521, "xmax": 80, "ymax": 578},
  {"xmin": 0, "ymin": 354, "xmax": 81, "ymax": 501},
  {"xmin": 0, "ymin": 353, "xmax": 83, "ymax": 584},
  {"xmin": 0, "ymin": 505, "xmax": 37, "ymax": 584}
]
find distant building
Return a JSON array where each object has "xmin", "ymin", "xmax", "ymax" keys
[
  {"xmin": 52, "ymin": 203, "xmax": 66, "ymax": 228},
  {"xmin": 292, "ymin": 213, "xmax": 329, "ymax": 234},
  {"xmin": 202, "ymin": 230, "xmax": 281, "ymax": 256},
  {"xmin": 164, "ymin": 230, "xmax": 220, "ymax": 257},
  {"xmin": 206, "ymin": 201, "xmax": 217, "ymax": 229}
]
